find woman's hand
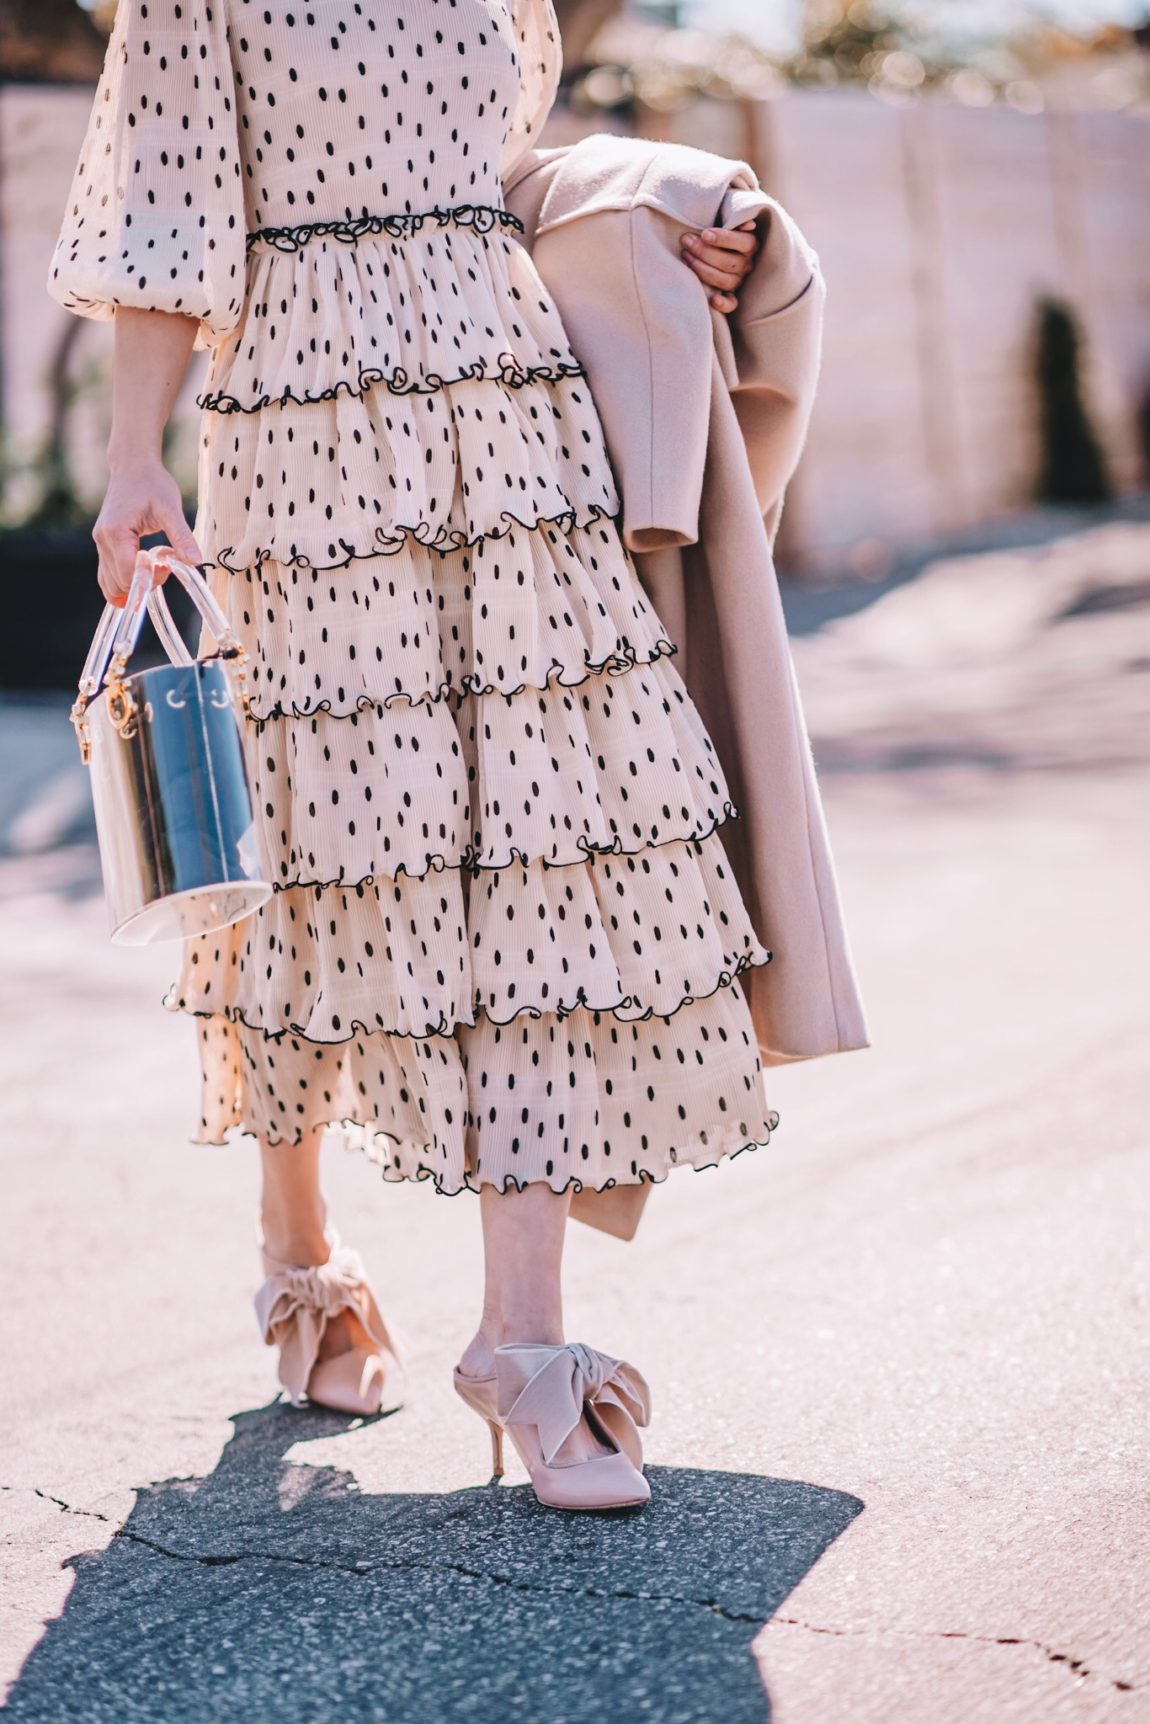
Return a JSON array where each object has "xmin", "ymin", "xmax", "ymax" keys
[
  {"xmin": 95, "ymin": 304, "xmax": 202, "ymax": 606},
  {"xmin": 93, "ymin": 458, "xmax": 203, "ymax": 608},
  {"xmin": 678, "ymin": 219, "xmax": 760, "ymax": 313}
]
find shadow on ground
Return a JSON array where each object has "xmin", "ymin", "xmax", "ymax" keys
[{"xmin": 4, "ymin": 1405, "xmax": 863, "ymax": 1722}]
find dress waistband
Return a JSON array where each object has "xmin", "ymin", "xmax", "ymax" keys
[{"xmin": 246, "ymin": 204, "xmax": 525, "ymax": 254}]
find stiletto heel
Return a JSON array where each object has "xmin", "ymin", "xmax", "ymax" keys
[
  {"xmin": 454, "ymin": 1343, "xmax": 652, "ymax": 1511},
  {"xmin": 452, "ymin": 1366, "xmax": 505, "ymax": 1480},
  {"xmin": 256, "ymin": 1231, "xmax": 406, "ymax": 1417}
]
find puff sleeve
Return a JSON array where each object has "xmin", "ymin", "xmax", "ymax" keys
[
  {"xmin": 46, "ymin": 0, "xmax": 246, "ymax": 352},
  {"xmin": 500, "ymin": 0, "xmax": 563, "ymax": 186}
]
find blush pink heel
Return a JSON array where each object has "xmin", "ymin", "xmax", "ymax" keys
[
  {"xmin": 452, "ymin": 1368, "xmax": 506, "ymax": 1478},
  {"xmin": 255, "ymin": 1232, "xmax": 406, "ymax": 1418},
  {"xmin": 454, "ymin": 1341, "xmax": 652, "ymax": 1511}
]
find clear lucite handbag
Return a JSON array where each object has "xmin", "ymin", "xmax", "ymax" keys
[{"xmin": 70, "ymin": 547, "xmax": 272, "ymax": 945}]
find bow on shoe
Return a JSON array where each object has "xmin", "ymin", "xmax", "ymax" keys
[
  {"xmin": 253, "ymin": 1242, "xmax": 395, "ymax": 1408},
  {"xmin": 498, "ymin": 1341, "xmax": 652, "ymax": 1468}
]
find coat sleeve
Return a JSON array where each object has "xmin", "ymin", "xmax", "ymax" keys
[
  {"xmin": 500, "ymin": 0, "xmax": 562, "ymax": 186},
  {"xmin": 719, "ymin": 197, "xmax": 826, "ymax": 549},
  {"xmin": 45, "ymin": 0, "xmax": 246, "ymax": 352}
]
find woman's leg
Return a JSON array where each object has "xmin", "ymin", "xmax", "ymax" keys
[
  {"xmin": 457, "ymin": 1181, "xmax": 611, "ymax": 1463},
  {"xmin": 259, "ymin": 1126, "xmax": 328, "ymax": 1263},
  {"xmin": 258, "ymin": 1127, "xmax": 365, "ymax": 1360},
  {"xmin": 464, "ymin": 1181, "xmax": 569, "ymax": 1365}
]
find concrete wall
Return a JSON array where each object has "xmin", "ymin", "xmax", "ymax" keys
[
  {"xmin": 654, "ymin": 89, "xmax": 1150, "ymax": 569},
  {"xmin": 5, "ymin": 81, "xmax": 1149, "ymax": 569}
]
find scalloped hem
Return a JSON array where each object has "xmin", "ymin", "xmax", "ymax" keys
[
  {"xmin": 244, "ymin": 632, "xmax": 679, "ymax": 725},
  {"xmin": 264, "ymin": 799, "xmax": 742, "ymax": 893},
  {"xmin": 197, "ymin": 356, "xmax": 587, "ymax": 415},
  {"xmin": 201, "ymin": 500, "xmax": 623, "ymax": 576},
  {"xmin": 189, "ymin": 1109, "xmax": 782, "ymax": 1197},
  {"xmin": 162, "ymin": 948, "xmax": 774, "ymax": 1047}
]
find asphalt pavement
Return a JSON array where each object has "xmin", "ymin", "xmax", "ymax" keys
[{"xmin": 1, "ymin": 516, "xmax": 1147, "ymax": 1722}]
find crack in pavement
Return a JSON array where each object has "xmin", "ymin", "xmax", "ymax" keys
[
  {"xmin": 767, "ymin": 1615, "xmax": 1142, "ymax": 1694},
  {"xmin": 17, "ymin": 1485, "xmax": 757, "ymax": 1615},
  {"xmin": 31, "ymin": 1490, "xmax": 114, "ymax": 1524},
  {"xmin": 15, "ymin": 1487, "xmax": 1143, "ymax": 1697},
  {"xmin": 109, "ymin": 1523, "xmax": 770, "ymax": 1627}
]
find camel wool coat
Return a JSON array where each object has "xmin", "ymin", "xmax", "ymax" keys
[{"xmin": 504, "ymin": 133, "xmax": 871, "ymax": 1077}]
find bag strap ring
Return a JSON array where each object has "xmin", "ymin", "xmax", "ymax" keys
[{"xmin": 71, "ymin": 549, "xmax": 248, "ymax": 763}]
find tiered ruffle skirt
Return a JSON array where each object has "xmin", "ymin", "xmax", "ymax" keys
[{"xmin": 164, "ymin": 210, "xmax": 781, "ymax": 1195}]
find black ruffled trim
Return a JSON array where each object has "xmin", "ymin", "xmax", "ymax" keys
[
  {"xmin": 245, "ymin": 634, "xmax": 680, "ymax": 726},
  {"xmin": 164, "ymin": 948, "xmax": 773, "ymax": 1048},
  {"xmin": 267, "ymin": 797, "xmax": 742, "ymax": 891},
  {"xmin": 196, "ymin": 355, "xmax": 587, "ymax": 415},
  {"xmin": 364, "ymin": 1123, "xmax": 782, "ymax": 1198},
  {"xmin": 201, "ymin": 1114, "xmax": 782, "ymax": 1195},
  {"xmin": 201, "ymin": 499, "xmax": 624, "ymax": 575},
  {"xmin": 245, "ymin": 204, "xmax": 525, "ymax": 255}
]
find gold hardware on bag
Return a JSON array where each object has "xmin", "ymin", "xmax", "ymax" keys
[
  {"xmin": 70, "ymin": 693, "xmax": 93, "ymax": 764},
  {"xmin": 228, "ymin": 649, "xmax": 254, "ymax": 722},
  {"xmin": 71, "ymin": 547, "xmax": 273, "ymax": 945},
  {"xmin": 106, "ymin": 679, "xmax": 139, "ymax": 739}
]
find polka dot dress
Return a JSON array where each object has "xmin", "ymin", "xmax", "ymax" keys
[{"xmin": 48, "ymin": 0, "xmax": 781, "ymax": 1195}]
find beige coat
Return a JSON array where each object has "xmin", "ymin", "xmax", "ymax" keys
[{"xmin": 504, "ymin": 134, "xmax": 871, "ymax": 1076}]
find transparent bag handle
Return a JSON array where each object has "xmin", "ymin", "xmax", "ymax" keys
[
  {"xmin": 144, "ymin": 550, "xmax": 239, "ymax": 664},
  {"xmin": 71, "ymin": 547, "xmax": 243, "ymax": 760}
]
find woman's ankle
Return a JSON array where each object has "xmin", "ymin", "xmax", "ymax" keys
[
  {"xmin": 258, "ymin": 1132, "xmax": 329, "ymax": 1266},
  {"xmin": 457, "ymin": 1331, "xmax": 497, "ymax": 1379},
  {"xmin": 472, "ymin": 1317, "xmax": 565, "ymax": 1358},
  {"xmin": 259, "ymin": 1212, "xmax": 330, "ymax": 1266},
  {"xmin": 459, "ymin": 1315, "xmax": 565, "ymax": 1374},
  {"xmin": 496, "ymin": 1310, "xmax": 564, "ymax": 1349}
]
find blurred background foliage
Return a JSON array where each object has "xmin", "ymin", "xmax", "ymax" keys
[
  {"xmin": 0, "ymin": 0, "xmax": 1146, "ymax": 588},
  {"xmin": 551, "ymin": 0, "xmax": 1149, "ymax": 116},
  {"xmin": 3, "ymin": 0, "xmax": 1145, "ymax": 112}
]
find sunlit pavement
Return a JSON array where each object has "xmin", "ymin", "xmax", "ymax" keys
[{"xmin": 2, "ymin": 517, "xmax": 1147, "ymax": 1721}]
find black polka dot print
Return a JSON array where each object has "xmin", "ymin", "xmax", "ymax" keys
[{"xmin": 50, "ymin": 0, "xmax": 782, "ymax": 1193}]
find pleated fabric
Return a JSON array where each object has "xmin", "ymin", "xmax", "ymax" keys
[{"xmin": 47, "ymin": 0, "xmax": 781, "ymax": 1194}]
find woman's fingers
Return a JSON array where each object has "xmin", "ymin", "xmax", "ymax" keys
[
  {"xmin": 91, "ymin": 462, "xmax": 200, "ymax": 608},
  {"xmin": 703, "ymin": 221, "xmax": 761, "ymax": 254},
  {"xmin": 93, "ymin": 520, "xmax": 143, "ymax": 606},
  {"xmin": 683, "ymin": 223, "xmax": 760, "ymax": 265},
  {"xmin": 682, "ymin": 249, "xmax": 749, "ymax": 293},
  {"xmin": 156, "ymin": 507, "xmax": 203, "ymax": 573},
  {"xmin": 96, "ymin": 559, "xmax": 126, "ymax": 609},
  {"xmin": 679, "ymin": 220, "xmax": 761, "ymax": 305},
  {"xmin": 680, "ymin": 235, "xmax": 749, "ymax": 285}
]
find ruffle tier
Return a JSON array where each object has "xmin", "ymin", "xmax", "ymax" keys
[
  {"xmin": 194, "ymin": 372, "xmax": 620, "ymax": 574},
  {"xmin": 190, "ymin": 977, "xmax": 781, "ymax": 1197},
  {"xmin": 249, "ymin": 650, "xmax": 736, "ymax": 885},
  {"xmin": 199, "ymin": 223, "xmax": 583, "ymax": 414},
  {"xmin": 163, "ymin": 831, "xmax": 773, "ymax": 1043},
  {"xmin": 172, "ymin": 211, "xmax": 781, "ymax": 1193},
  {"xmin": 214, "ymin": 519, "xmax": 672, "ymax": 719}
]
